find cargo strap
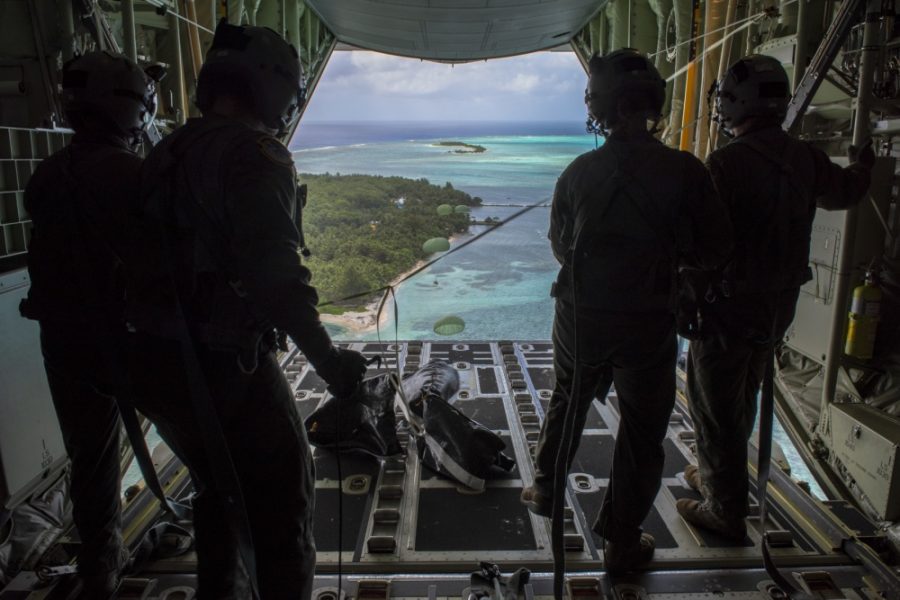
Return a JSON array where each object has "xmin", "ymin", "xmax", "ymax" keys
[
  {"xmin": 165, "ymin": 122, "xmax": 276, "ymax": 374},
  {"xmin": 49, "ymin": 148, "xmax": 193, "ymax": 524},
  {"xmin": 550, "ymin": 170, "xmax": 622, "ymax": 599},
  {"xmin": 725, "ymin": 135, "xmax": 809, "ymax": 295},
  {"xmin": 726, "ymin": 133, "xmax": 802, "ymax": 594},
  {"xmin": 150, "ymin": 125, "xmax": 262, "ymax": 599},
  {"xmin": 117, "ymin": 398, "xmax": 193, "ymax": 521},
  {"xmin": 757, "ymin": 348, "xmax": 799, "ymax": 596},
  {"xmin": 551, "ymin": 146, "xmax": 689, "ymax": 598}
]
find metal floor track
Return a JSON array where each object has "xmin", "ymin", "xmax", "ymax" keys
[{"xmin": 9, "ymin": 341, "xmax": 894, "ymax": 600}]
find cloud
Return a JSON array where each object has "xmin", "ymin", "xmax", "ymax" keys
[
  {"xmin": 499, "ymin": 73, "xmax": 541, "ymax": 93},
  {"xmin": 304, "ymin": 50, "xmax": 589, "ymax": 121}
]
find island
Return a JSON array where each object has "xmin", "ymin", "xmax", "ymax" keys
[
  {"xmin": 300, "ymin": 173, "xmax": 482, "ymax": 331},
  {"xmin": 433, "ymin": 141, "xmax": 487, "ymax": 154}
]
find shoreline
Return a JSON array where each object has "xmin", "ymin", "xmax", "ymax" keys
[
  {"xmin": 318, "ymin": 233, "xmax": 463, "ymax": 335},
  {"xmin": 317, "ymin": 260, "xmax": 426, "ymax": 335}
]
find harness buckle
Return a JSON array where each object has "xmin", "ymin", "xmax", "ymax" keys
[{"xmin": 228, "ymin": 279, "xmax": 248, "ymax": 298}]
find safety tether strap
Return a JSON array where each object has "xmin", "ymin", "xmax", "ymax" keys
[
  {"xmin": 757, "ymin": 350, "xmax": 799, "ymax": 595},
  {"xmin": 732, "ymin": 135, "xmax": 801, "ymax": 596},
  {"xmin": 117, "ymin": 399, "xmax": 193, "ymax": 521},
  {"xmin": 551, "ymin": 146, "xmax": 690, "ymax": 597},
  {"xmin": 551, "ymin": 167, "xmax": 624, "ymax": 599},
  {"xmin": 730, "ymin": 135, "xmax": 806, "ymax": 293},
  {"xmin": 149, "ymin": 127, "xmax": 262, "ymax": 599},
  {"xmin": 55, "ymin": 147, "xmax": 193, "ymax": 524}
]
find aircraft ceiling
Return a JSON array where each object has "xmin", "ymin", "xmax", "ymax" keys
[{"xmin": 304, "ymin": 0, "xmax": 607, "ymax": 62}]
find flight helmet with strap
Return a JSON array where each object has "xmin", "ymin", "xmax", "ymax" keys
[
  {"xmin": 61, "ymin": 51, "xmax": 160, "ymax": 147},
  {"xmin": 711, "ymin": 54, "xmax": 790, "ymax": 137},
  {"xmin": 585, "ymin": 49, "xmax": 666, "ymax": 135},
  {"xmin": 196, "ymin": 21, "xmax": 306, "ymax": 136}
]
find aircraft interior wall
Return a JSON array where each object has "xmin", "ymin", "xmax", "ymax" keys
[{"xmin": 3, "ymin": 0, "xmax": 900, "ymax": 595}]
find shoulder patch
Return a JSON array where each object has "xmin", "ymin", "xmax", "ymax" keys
[{"xmin": 257, "ymin": 137, "xmax": 293, "ymax": 168}]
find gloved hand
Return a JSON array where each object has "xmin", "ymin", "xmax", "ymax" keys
[
  {"xmin": 848, "ymin": 139, "xmax": 875, "ymax": 169},
  {"xmin": 315, "ymin": 347, "xmax": 368, "ymax": 398}
]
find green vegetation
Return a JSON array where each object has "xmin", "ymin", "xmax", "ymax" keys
[
  {"xmin": 317, "ymin": 303, "xmax": 368, "ymax": 315},
  {"xmin": 434, "ymin": 141, "xmax": 487, "ymax": 154},
  {"xmin": 301, "ymin": 173, "xmax": 482, "ymax": 308}
]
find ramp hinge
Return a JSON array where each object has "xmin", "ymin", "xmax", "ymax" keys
[
  {"xmin": 613, "ymin": 584, "xmax": 649, "ymax": 600},
  {"xmin": 566, "ymin": 577, "xmax": 601, "ymax": 599},
  {"xmin": 792, "ymin": 571, "xmax": 847, "ymax": 599},
  {"xmin": 357, "ymin": 579, "xmax": 391, "ymax": 600},
  {"xmin": 119, "ymin": 577, "xmax": 159, "ymax": 600}
]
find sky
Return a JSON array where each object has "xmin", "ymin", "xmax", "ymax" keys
[{"xmin": 301, "ymin": 50, "xmax": 590, "ymax": 122}]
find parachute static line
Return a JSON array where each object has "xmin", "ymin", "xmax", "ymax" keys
[
  {"xmin": 660, "ymin": 113, "xmax": 706, "ymax": 147},
  {"xmin": 331, "ymin": 355, "xmax": 382, "ymax": 600},
  {"xmin": 156, "ymin": 4, "xmax": 215, "ymax": 34}
]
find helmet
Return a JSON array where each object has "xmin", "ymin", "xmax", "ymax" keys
[
  {"xmin": 62, "ymin": 51, "xmax": 159, "ymax": 145},
  {"xmin": 196, "ymin": 21, "xmax": 305, "ymax": 136},
  {"xmin": 586, "ymin": 48, "xmax": 666, "ymax": 133},
  {"xmin": 712, "ymin": 54, "xmax": 790, "ymax": 133}
]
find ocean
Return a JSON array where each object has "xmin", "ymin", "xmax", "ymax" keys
[
  {"xmin": 122, "ymin": 121, "xmax": 824, "ymax": 495},
  {"xmin": 293, "ymin": 120, "xmax": 596, "ymax": 341},
  {"xmin": 289, "ymin": 120, "xmax": 825, "ymax": 498}
]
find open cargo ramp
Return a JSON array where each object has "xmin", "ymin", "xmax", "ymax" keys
[{"xmin": 6, "ymin": 341, "xmax": 898, "ymax": 599}]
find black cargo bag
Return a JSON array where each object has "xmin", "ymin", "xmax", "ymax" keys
[
  {"xmin": 401, "ymin": 360, "xmax": 515, "ymax": 491},
  {"xmin": 304, "ymin": 373, "xmax": 403, "ymax": 457}
]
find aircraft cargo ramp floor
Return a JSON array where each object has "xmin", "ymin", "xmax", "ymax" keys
[{"xmin": 10, "ymin": 341, "xmax": 899, "ymax": 599}]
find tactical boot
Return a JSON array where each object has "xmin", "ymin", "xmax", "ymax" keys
[
  {"xmin": 683, "ymin": 464, "xmax": 702, "ymax": 492},
  {"xmin": 676, "ymin": 498, "xmax": 747, "ymax": 541},
  {"xmin": 603, "ymin": 532, "xmax": 655, "ymax": 574},
  {"xmin": 520, "ymin": 485, "xmax": 552, "ymax": 518},
  {"xmin": 81, "ymin": 546, "xmax": 129, "ymax": 599},
  {"xmin": 80, "ymin": 570, "xmax": 122, "ymax": 600}
]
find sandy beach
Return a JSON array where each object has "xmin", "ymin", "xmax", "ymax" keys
[
  {"xmin": 318, "ymin": 259, "xmax": 426, "ymax": 335},
  {"xmin": 318, "ymin": 233, "xmax": 464, "ymax": 336}
]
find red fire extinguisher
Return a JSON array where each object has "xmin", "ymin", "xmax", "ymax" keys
[{"xmin": 845, "ymin": 269, "xmax": 882, "ymax": 360}]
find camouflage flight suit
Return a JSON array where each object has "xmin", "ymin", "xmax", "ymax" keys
[
  {"xmin": 689, "ymin": 124, "xmax": 872, "ymax": 519},
  {"xmin": 128, "ymin": 116, "xmax": 334, "ymax": 599},
  {"xmin": 535, "ymin": 132, "xmax": 732, "ymax": 544},
  {"xmin": 20, "ymin": 132, "xmax": 140, "ymax": 581}
]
